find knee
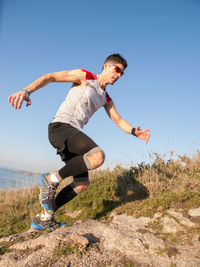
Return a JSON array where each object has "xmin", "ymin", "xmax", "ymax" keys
[
  {"xmin": 84, "ymin": 149, "xmax": 105, "ymax": 169},
  {"xmin": 91, "ymin": 150, "xmax": 105, "ymax": 168},
  {"xmin": 73, "ymin": 180, "xmax": 90, "ymax": 193}
]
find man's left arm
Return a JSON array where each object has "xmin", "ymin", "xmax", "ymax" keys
[{"xmin": 104, "ymin": 100, "xmax": 150, "ymax": 144}]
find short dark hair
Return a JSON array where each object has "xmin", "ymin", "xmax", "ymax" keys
[{"xmin": 104, "ymin": 53, "xmax": 128, "ymax": 69}]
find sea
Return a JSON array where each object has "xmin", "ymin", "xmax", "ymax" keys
[{"xmin": 0, "ymin": 167, "xmax": 40, "ymax": 190}]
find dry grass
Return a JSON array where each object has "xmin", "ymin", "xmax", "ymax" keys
[
  {"xmin": 0, "ymin": 185, "xmax": 40, "ymax": 236},
  {"xmin": 0, "ymin": 150, "xmax": 200, "ymax": 236},
  {"xmin": 114, "ymin": 150, "xmax": 200, "ymax": 217}
]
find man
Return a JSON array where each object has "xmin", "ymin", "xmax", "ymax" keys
[{"xmin": 8, "ymin": 54, "xmax": 150, "ymax": 230}]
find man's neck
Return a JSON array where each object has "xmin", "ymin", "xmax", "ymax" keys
[{"xmin": 97, "ymin": 73, "xmax": 107, "ymax": 90}]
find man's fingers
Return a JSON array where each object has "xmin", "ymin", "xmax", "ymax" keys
[
  {"xmin": 145, "ymin": 129, "xmax": 151, "ymax": 144},
  {"xmin": 9, "ymin": 92, "xmax": 31, "ymax": 110},
  {"xmin": 145, "ymin": 133, "xmax": 150, "ymax": 144},
  {"xmin": 26, "ymin": 99, "xmax": 31, "ymax": 107},
  {"xmin": 14, "ymin": 97, "xmax": 20, "ymax": 110},
  {"xmin": 18, "ymin": 96, "xmax": 24, "ymax": 109},
  {"xmin": 8, "ymin": 95, "xmax": 12, "ymax": 103},
  {"xmin": 11, "ymin": 96, "xmax": 16, "ymax": 107},
  {"xmin": 135, "ymin": 126, "xmax": 150, "ymax": 144},
  {"xmin": 14, "ymin": 95, "xmax": 23, "ymax": 109}
]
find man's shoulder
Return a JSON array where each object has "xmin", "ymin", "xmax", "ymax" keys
[{"xmin": 80, "ymin": 69, "xmax": 97, "ymax": 80}]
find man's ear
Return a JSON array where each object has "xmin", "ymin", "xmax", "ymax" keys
[{"xmin": 102, "ymin": 62, "xmax": 108, "ymax": 71}]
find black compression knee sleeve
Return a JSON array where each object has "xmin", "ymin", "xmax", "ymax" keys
[
  {"xmin": 58, "ymin": 155, "xmax": 88, "ymax": 179},
  {"xmin": 55, "ymin": 183, "xmax": 77, "ymax": 210}
]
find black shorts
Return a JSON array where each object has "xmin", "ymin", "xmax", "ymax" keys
[{"xmin": 48, "ymin": 122, "xmax": 98, "ymax": 163}]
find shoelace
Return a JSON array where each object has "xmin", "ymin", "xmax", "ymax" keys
[
  {"xmin": 48, "ymin": 217, "xmax": 62, "ymax": 229},
  {"xmin": 41, "ymin": 177, "xmax": 58, "ymax": 201},
  {"xmin": 49, "ymin": 185, "xmax": 57, "ymax": 199}
]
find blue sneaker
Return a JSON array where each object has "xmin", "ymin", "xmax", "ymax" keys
[
  {"xmin": 31, "ymin": 213, "xmax": 67, "ymax": 231},
  {"xmin": 39, "ymin": 173, "xmax": 59, "ymax": 213}
]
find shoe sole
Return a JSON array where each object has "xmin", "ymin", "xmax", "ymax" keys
[
  {"xmin": 31, "ymin": 221, "xmax": 67, "ymax": 231},
  {"xmin": 31, "ymin": 221, "xmax": 46, "ymax": 230}
]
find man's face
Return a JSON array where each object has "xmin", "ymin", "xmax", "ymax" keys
[{"xmin": 103, "ymin": 62, "xmax": 125, "ymax": 84}]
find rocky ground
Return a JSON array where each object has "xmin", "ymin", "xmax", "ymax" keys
[{"xmin": 0, "ymin": 207, "xmax": 200, "ymax": 267}]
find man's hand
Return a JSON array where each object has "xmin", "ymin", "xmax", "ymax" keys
[
  {"xmin": 135, "ymin": 126, "xmax": 150, "ymax": 144},
  {"xmin": 8, "ymin": 91, "xmax": 31, "ymax": 110}
]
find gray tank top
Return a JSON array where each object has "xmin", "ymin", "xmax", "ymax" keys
[{"xmin": 52, "ymin": 69, "xmax": 112, "ymax": 130}]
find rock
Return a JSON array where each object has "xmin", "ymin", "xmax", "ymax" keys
[
  {"xmin": 161, "ymin": 216, "xmax": 184, "ymax": 233},
  {"xmin": 188, "ymin": 207, "xmax": 200, "ymax": 217},
  {"xmin": 153, "ymin": 212, "xmax": 163, "ymax": 219},
  {"xmin": 143, "ymin": 233, "xmax": 165, "ymax": 250},
  {"xmin": 112, "ymin": 213, "xmax": 151, "ymax": 230},
  {"xmin": 167, "ymin": 210, "xmax": 196, "ymax": 227},
  {"xmin": 0, "ymin": 209, "xmax": 199, "ymax": 267},
  {"xmin": 95, "ymin": 222, "xmax": 144, "ymax": 256},
  {"xmin": 0, "ymin": 229, "xmax": 37, "ymax": 244}
]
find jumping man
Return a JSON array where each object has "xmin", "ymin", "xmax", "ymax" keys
[{"xmin": 8, "ymin": 54, "xmax": 150, "ymax": 230}]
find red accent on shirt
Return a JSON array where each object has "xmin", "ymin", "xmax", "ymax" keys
[
  {"xmin": 81, "ymin": 69, "xmax": 97, "ymax": 80},
  {"xmin": 106, "ymin": 92, "xmax": 112, "ymax": 103}
]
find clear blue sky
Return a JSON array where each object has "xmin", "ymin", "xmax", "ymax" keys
[{"xmin": 0, "ymin": 0, "xmax": 200, "ymax": 172}]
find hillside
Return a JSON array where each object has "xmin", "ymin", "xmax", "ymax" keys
[{"xmin": 0, "ymin": 152, "xmax": 200, "ymax": 266}]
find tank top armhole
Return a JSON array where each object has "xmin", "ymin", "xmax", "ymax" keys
[
  {"xmin": 106, "ymin": 92, "xmax": 112, "ymax": 103},
  {"xmin": 80, "ymin": 69, "xmax": 97, "ymax": 80}
]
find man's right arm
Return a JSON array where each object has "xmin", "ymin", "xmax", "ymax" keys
[{"xmin": 8, "ymin": 69, "xmax": 85, "ymax": 110}]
